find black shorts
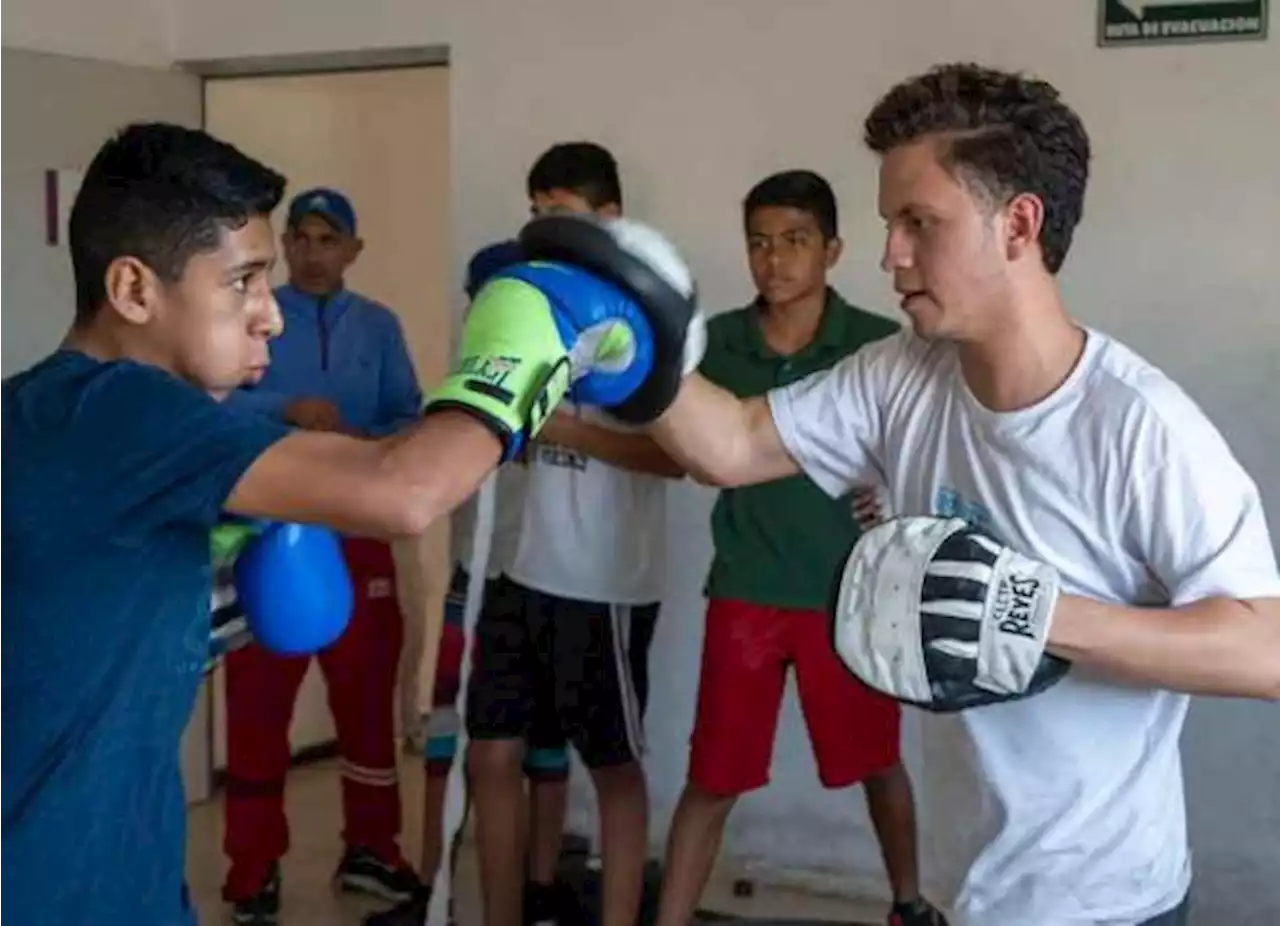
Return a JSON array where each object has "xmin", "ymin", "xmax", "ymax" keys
[{"xmin": 465, "ymin": 575, "xmax": 659, "ymax": 769}]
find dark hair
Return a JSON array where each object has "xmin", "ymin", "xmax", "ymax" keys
[
  {"xmin": 863, "ymin": 63, "xmax": 1090, "ymax": 274},
  {"xmin": 69, "ymin": 122, "xmax": 287, "ymax": 320},
  {"xmin": 526, "ymin": 142, "xmax": 622, "ymax": 210},
  {"xmin": 743, "ymin": 170, "xmax": 839, "ymax": 241}
]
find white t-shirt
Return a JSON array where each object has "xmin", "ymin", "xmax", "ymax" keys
[
  {"xmin": 769, "ymin": 329, "xmax": 1280, "ymax": 926},
  {"xmin": 450, "ymin": 461, "xmax": 529, "ymax": 579},
  {"xmin": 507, "ymin": 404, "xmax": 667, "ymax": 604}
]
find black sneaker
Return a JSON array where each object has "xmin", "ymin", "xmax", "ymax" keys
[
  {"xmin": 524, "ymin": 880, "xmax": 561, "ymax": 926},
  {"xmin": 335, "ymin": 846, "xmax": 423, "ymax": 903},
  {"xmin": 364, "ymin": 886, "xmax": 443, "ymax": 926},
  {"xmin": 230, "ymin": 864, "xmax": 280, "ymax": 925},
  {"xmin": 888, "ymin": 897, "xmax": 949, "ymax": 926}
]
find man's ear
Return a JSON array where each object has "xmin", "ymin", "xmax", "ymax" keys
[
  {"xmin": 825, "ymin": 235, "xmax": 845, "ymax": 270},
  {"xmin": 596, "ymin": 203, "xmax": 622, "ymax": 219},
  {"xmin": 346, "ymin": 236, "xmax": 365, "ymax": 265},
  {"xmin": 103, "ymin": 256, "xmax": 162, "ymax": 326},
  {"xmin": 1004, "ymin": 192, "xmax": 1045, "ymax": 264}
]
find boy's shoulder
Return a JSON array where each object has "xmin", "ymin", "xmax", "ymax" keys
[
  {"xmin": 7, "ymin": 350, "xmax": 288, "ymax": 539},
  {"xmin": 5, "ymin": 348, "xmax": 97, "ymax": 392},
  {"xmin": 345, "ymin": 289, "xmax": 400, "ymax": 325},
  {"xmin": 272, "ymin": 285, "xmax": 398, "ymax": 324},
  {"xmin": 706, "ymin": 302, "xmax": 756, "ymax": 339},
  {"xmin": 5, "ymin": 351, "xmax": 209, "ymax": 426},
  {"xmin": 824, "ymin": 290, "xmax": 901, "ymax": 347},
  {"xmin": 703, "ymin": 292, "xmax": 900, "ymax": 350},
  {"xmin": 3, "ymin": 353, "xmax": 226, "ymax": 514},
  {"xmin": 7, "ymin": 352, "xmax": 153, "ymax": 429}
]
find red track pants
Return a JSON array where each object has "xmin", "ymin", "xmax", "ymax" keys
[{"xmin": 222, "ymin": 538, "xmax": 405, "ymax": 900}]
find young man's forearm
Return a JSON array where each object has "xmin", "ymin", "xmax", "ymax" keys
[
  {"xmin": 1049, "ymin": 594, "xmax": 1280, "ymax": 700},
  {"xmin": 227, "ymin": 411, "xmax": 503, "ymax": 537},
  {"xmin": 648, "ymin": 374, "xmax": 796, "ymax": 487},
  {"xmin": 375, "ymin": 412, "xmax": 505, "ymax": 532}
]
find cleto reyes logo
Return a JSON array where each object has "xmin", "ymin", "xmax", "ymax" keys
[{"xmin": 992, "ymin": 573, "xmax": 1043, "ymax": 640}]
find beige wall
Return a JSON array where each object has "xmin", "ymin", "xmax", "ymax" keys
[{"xmin": 177, "ymin": 0, "xmax": 455, "ymax": 61}]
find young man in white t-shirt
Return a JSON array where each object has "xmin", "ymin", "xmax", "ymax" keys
[
  {"xmin": 466, "ymin": 143, "xmax": 684, "ymax": 926},
  {"xmin": 643, "ymin": 63, "xmax": 1280, "ymax": 926}
]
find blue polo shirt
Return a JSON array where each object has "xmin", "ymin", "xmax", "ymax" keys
[
  {"xmin": 2, "ymin": 350, "xmax": 289, "ymax": 925},
  {"xmin": 229, "ymin": 284, "xmax": 423, "ymax": 435}
]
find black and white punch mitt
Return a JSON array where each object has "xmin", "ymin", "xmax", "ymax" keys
[{"xmin": 832, "ymin": 516, "xmax": 1071, "ymax": 712}]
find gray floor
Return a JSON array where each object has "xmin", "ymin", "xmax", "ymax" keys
[{"xmin": 185, "ymin": 757, "xmax": 890, "ymax": 925}]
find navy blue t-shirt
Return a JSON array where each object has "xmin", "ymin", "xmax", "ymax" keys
[{"xmin": 2, "ymin": 350, "xmax": 290, "ymax": 925}]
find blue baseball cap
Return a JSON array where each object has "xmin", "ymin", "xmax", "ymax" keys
[
  {"xmin": 287, "ymin": 187, "xmax": 357, "ymax": 236},
  {"xmin": 465, "ymin": 239, "xmax": 524, "ymax": 298}
]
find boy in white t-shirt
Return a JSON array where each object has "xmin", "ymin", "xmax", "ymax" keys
[
  {"xmin": 366, "ymin": 241, "xmax": 572, "ymax": 926},
  {"xmin": 645, "ymin": 63, "xmax": 1279, "ymax": 926},
  {"xmin": 466, "ymin": 143, "xmax": 684, "ymax": 926}
]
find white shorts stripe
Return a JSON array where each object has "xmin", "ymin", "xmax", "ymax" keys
[{"xmin": 609, "ymin": 604, "xmax": 646, "ymax": 758}]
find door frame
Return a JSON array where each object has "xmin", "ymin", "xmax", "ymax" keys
[
  {"xmin": 183, "ymin": 46, "xmax": 452, "ymax": 791},
  {"xmin": 180, "ymin": 45, "xmax": 448, "ymax": 81}
]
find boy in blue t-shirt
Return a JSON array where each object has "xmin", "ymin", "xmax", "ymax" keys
[{"xmin": 0, "ymin": 122, "xmax": 570, "ymax": 925}]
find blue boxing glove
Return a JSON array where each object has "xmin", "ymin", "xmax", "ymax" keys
[
  {"xmin": 519, "ymin": 214, "xmax": 706, "ymax": 424},
  {"xmin": 424, "ymin": 215, "xmax": 704, "ymax": 461},
  {"xmin": 499, "ymin": 261, "xmax": 656, "ymax": 407},
  {"xmin": 234, "ymin": 522, "xmax": 354, "ymax": 655},
  {"xmin": 467, "ymin": 239, "xmax": 654, "ymax": 406}
]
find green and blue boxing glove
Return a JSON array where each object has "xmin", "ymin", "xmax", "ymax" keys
[{"xmin": 425, "ymin": 214, "xmax": 706, "ymax": 460}]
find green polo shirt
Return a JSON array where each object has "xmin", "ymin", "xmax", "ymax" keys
[{"xmin": 699, "ymin": 289, "xmax": 900, "ymax": 611}]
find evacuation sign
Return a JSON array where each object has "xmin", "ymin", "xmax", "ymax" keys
[{"xmin": 1098, "ymin": 0, "xmax": 1269, "ymax": 46}]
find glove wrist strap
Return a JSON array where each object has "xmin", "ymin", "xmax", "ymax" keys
[{"xmin": 424, "ymin": 355, "xmax": 572, "ymax": 462}]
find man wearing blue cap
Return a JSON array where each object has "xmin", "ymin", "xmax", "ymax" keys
[
  {"xmin": 221, "ymin": 187, "xmax": 425, "ymax": 923},
  {"xmin": 229, "ymin": 187, "xmax": 422, "ymax": 433}
]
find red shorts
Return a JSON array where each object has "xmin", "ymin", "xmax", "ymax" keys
[{"xmin": 688, "ymin": 598, "xmax": 900, "ymax": 796}]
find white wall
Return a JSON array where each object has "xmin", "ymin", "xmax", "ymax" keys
[
  {"xmin": 7, "ymin": 0, "xmax": 1280, "ymax": 916},
  {"xmin": 2, "ymin": 0, "xmax": 173, "ymax": 66},
  {"xmin": 174, "ymin": 0, "xmax": 455, "ymax": 60},
  {"xmin": 0, "ymin": 48, "xmax": 202, "ymax": 375}
]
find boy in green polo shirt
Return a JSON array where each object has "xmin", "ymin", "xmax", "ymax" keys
[{"xmin": 653, "ymin": 171, "xmax": 945, "ymax": 926}]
